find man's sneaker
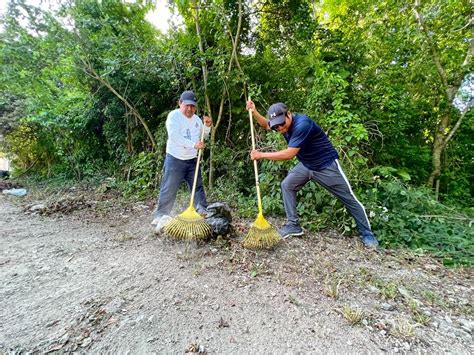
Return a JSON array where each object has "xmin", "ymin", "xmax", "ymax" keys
[
  {"xmin": 155, "ymin": 215, "xmax": 172, "ymax": 233},
  {"xmin": 151, "ymin": 214, "xmax": 170, "ymax": 226},
  {"xmin": 361, "ymin": 232, "xmax": 379, "ymax": 249},
  {"xmin": 151, "ymin": 216, "xmax": 162, "ymax": 226},
  {"xmin": 278, "ymin": 223, "xmax": 304, "ymax": 239}
]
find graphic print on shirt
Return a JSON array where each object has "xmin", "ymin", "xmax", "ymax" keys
[{"xmin": 185, "ymin": 128, "xmax": 191, "ymax": 141}]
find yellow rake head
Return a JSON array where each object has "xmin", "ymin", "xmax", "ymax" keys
[
  {"xmin": 242, "ymin": 213, "xmax": 282, "ymax": 249},
  {"xmin": 163, "ymin": 206, "xmax": 212, "ymax": 241}
]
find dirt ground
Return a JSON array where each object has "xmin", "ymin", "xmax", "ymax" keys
[{"xmin": 0, "ymin": 186, "xmax": 472, "ymax": 354}]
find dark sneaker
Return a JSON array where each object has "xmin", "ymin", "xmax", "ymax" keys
[
  {"xmin": 278, "ymin": 223, "xmax": 304, "ymax": 239},
  {"xmin": 361, "ymin": 232, "xmax": 379, "ymax": 249}
]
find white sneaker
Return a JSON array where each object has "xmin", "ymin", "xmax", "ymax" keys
[{"xmin": 155, "ymin": 215, "xmax": 172, "ymax": 233}]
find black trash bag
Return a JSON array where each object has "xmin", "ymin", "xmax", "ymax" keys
[{"xmin": 204, "ymin": 202, "xmax": 232, "ymax": 237}]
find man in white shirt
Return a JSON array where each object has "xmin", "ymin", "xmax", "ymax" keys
[{"xmin": 152, "ymin": 90, "xmax": 213, "ymax": 225}]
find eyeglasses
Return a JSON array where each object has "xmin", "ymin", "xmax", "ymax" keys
[{"xmin": 271, "ymin": 123, "xmax": 284, "ymax": 131}]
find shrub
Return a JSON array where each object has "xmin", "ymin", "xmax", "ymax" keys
[{"xmin": 362, "ymin": 178, "xmax": 474, "ymax": 266}]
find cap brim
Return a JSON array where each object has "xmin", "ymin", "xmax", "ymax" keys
[
  {"xmin": 182, "ymin": 100, "xmax": 197, "ymax": 106},
  {"xmin": 269, "ymin": 114, "xmax": 286, "ymax": 128}
]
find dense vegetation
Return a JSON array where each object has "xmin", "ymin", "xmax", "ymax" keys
[{"xmin": 1, "ymin": 0, "xmax": 472, "ymax": 266}]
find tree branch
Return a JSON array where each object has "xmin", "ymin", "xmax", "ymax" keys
[
  {"xmin": 192, "ymin": 0, "xmax": 212, "ymax": 118},
  {"xmin": 450, "ymin": 27, "xmax": 474, "ymax": 92},
  {"xmin": 80, "ymin": 58, "xmax": 156, "ymax": 150},
  {"xmin": 443, "ymin": 109, "xmax": 467, "ymax": 148},
  {"xmin": 413, "ymin": 0, "xmax": 452, "ymax": 100}
]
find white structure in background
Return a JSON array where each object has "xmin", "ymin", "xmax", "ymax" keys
[{"xmin": 0, "ymin": 156, "xmax": 10, "ymax": 171}]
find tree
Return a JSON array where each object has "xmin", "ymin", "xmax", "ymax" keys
[
  {"xmin": 315, "ymin": 0, "xmax": 472, "ymax": 197},
  {"xmin": 413, "ymin": 0, "xmax": 473, "ymax": 194}
]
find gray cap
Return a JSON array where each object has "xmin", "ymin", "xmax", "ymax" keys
[
  {"xmin": 180, "ymin": 90, "xmax": 197, "ymax": 106},
  {"xmin": 267, "ymin": 102, "xmax": 288, "ymax": 128}
]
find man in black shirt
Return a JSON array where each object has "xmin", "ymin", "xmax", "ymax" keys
[{"xmin": 247, "ymin": 100, "xmax": 379, "ymax": 248}]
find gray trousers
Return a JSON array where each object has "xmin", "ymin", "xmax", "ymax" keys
[{"xmin": 281, "ymin": 160, "xmax": 372, "ymax": 235}]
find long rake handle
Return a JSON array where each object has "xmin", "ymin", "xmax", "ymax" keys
[
  {"xmin": 189, "ymin": 125, "xmax": 206, "ymax": 208},
  {"xmin": 248, "ymin": 98, "xmax": 264, "ymax": 215}
]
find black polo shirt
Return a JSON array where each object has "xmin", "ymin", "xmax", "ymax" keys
[{"xmin": 283, "ymin": 113, "xmax": 339, "ymax": 171}]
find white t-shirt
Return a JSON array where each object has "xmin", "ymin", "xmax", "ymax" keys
[{"xmin": 165, "ymin": 109, "xmax": 211, "ymax": 160}]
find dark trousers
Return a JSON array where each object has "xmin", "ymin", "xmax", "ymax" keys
[
  {"xmin": 281, "ymin": 160, "xmax": 372, "ymax": 236},
  {"xmin": 155, "ymin": 153, "xmax": 208, "ymax": 217}
]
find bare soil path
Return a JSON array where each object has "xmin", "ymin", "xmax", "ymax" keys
[{"xmin": 0, "ymin": 189, "xmax": 472, "ymax": 354}]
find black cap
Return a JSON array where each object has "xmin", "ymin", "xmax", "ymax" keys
[
  {"xmin": 267, "ymin": 102, "xmax": 288, "ymax": 129},
  {"xmin": 180, "ymin": 90, "xmax": 197, "ymax": 106}
]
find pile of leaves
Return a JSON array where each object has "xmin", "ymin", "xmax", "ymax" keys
[{"xmin": 24, "ymin": 195, "xmax": 95, "ymax": 216}]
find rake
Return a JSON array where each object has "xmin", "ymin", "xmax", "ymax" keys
[
  {"xmin": 163, "ymin": 126, "xmax": 212, "ymax": 240},
  {"xmin": 242, "ymin": 98, "xmax": 282, "ymax": 249}
]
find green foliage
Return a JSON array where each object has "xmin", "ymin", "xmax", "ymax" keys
[
  {"xmin": 256, "ymin": 130, "xmax": 293, "ymax": 215},
  {"xmin": 305, "ymin": 65, "xmax": 369, "ymax": 176},
  {"xmin": 439, "ymin": 122, "xmax": 474, "ymax": 207},
  {"xmin": 3, "ymin": 123, "xmax": 45, "ymax": 175},
  {"xmin": 317, "ymin": 0, "xmax": 472, "ymax": 196},
  {"xmin": 118, "ymin": 151, "xmax": 162, "ymax": 199},
  {"xmin": 362, "ymin": 178, "xmax": 474, "ymax": 266}
]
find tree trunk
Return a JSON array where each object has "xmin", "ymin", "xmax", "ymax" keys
[
  {"xmin": 414, "ymin": 0, "xmax": 472, "ymax": 189},
  {"xmin": 191, "ymin": 0, "xmax": 213, "ymax": 188},
  {"xmin": 427, "ymin": 122, "xmax": 445, "ymax": 189},
  {"xmin": 208, "ymin": 0, "xmax": 243, "ymax": 189}
]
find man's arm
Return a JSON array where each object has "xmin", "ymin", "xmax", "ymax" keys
[
  {"xmin": 246, "ymin": 100, "xmax": 270, "ymax": 130},
  {"xmin": 251, "ymin": 147, "xmax": 300, "ymax": 161},
  {"xmin": 201, "ymin": 115, "xmax": 212, "ymax": 140}
]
